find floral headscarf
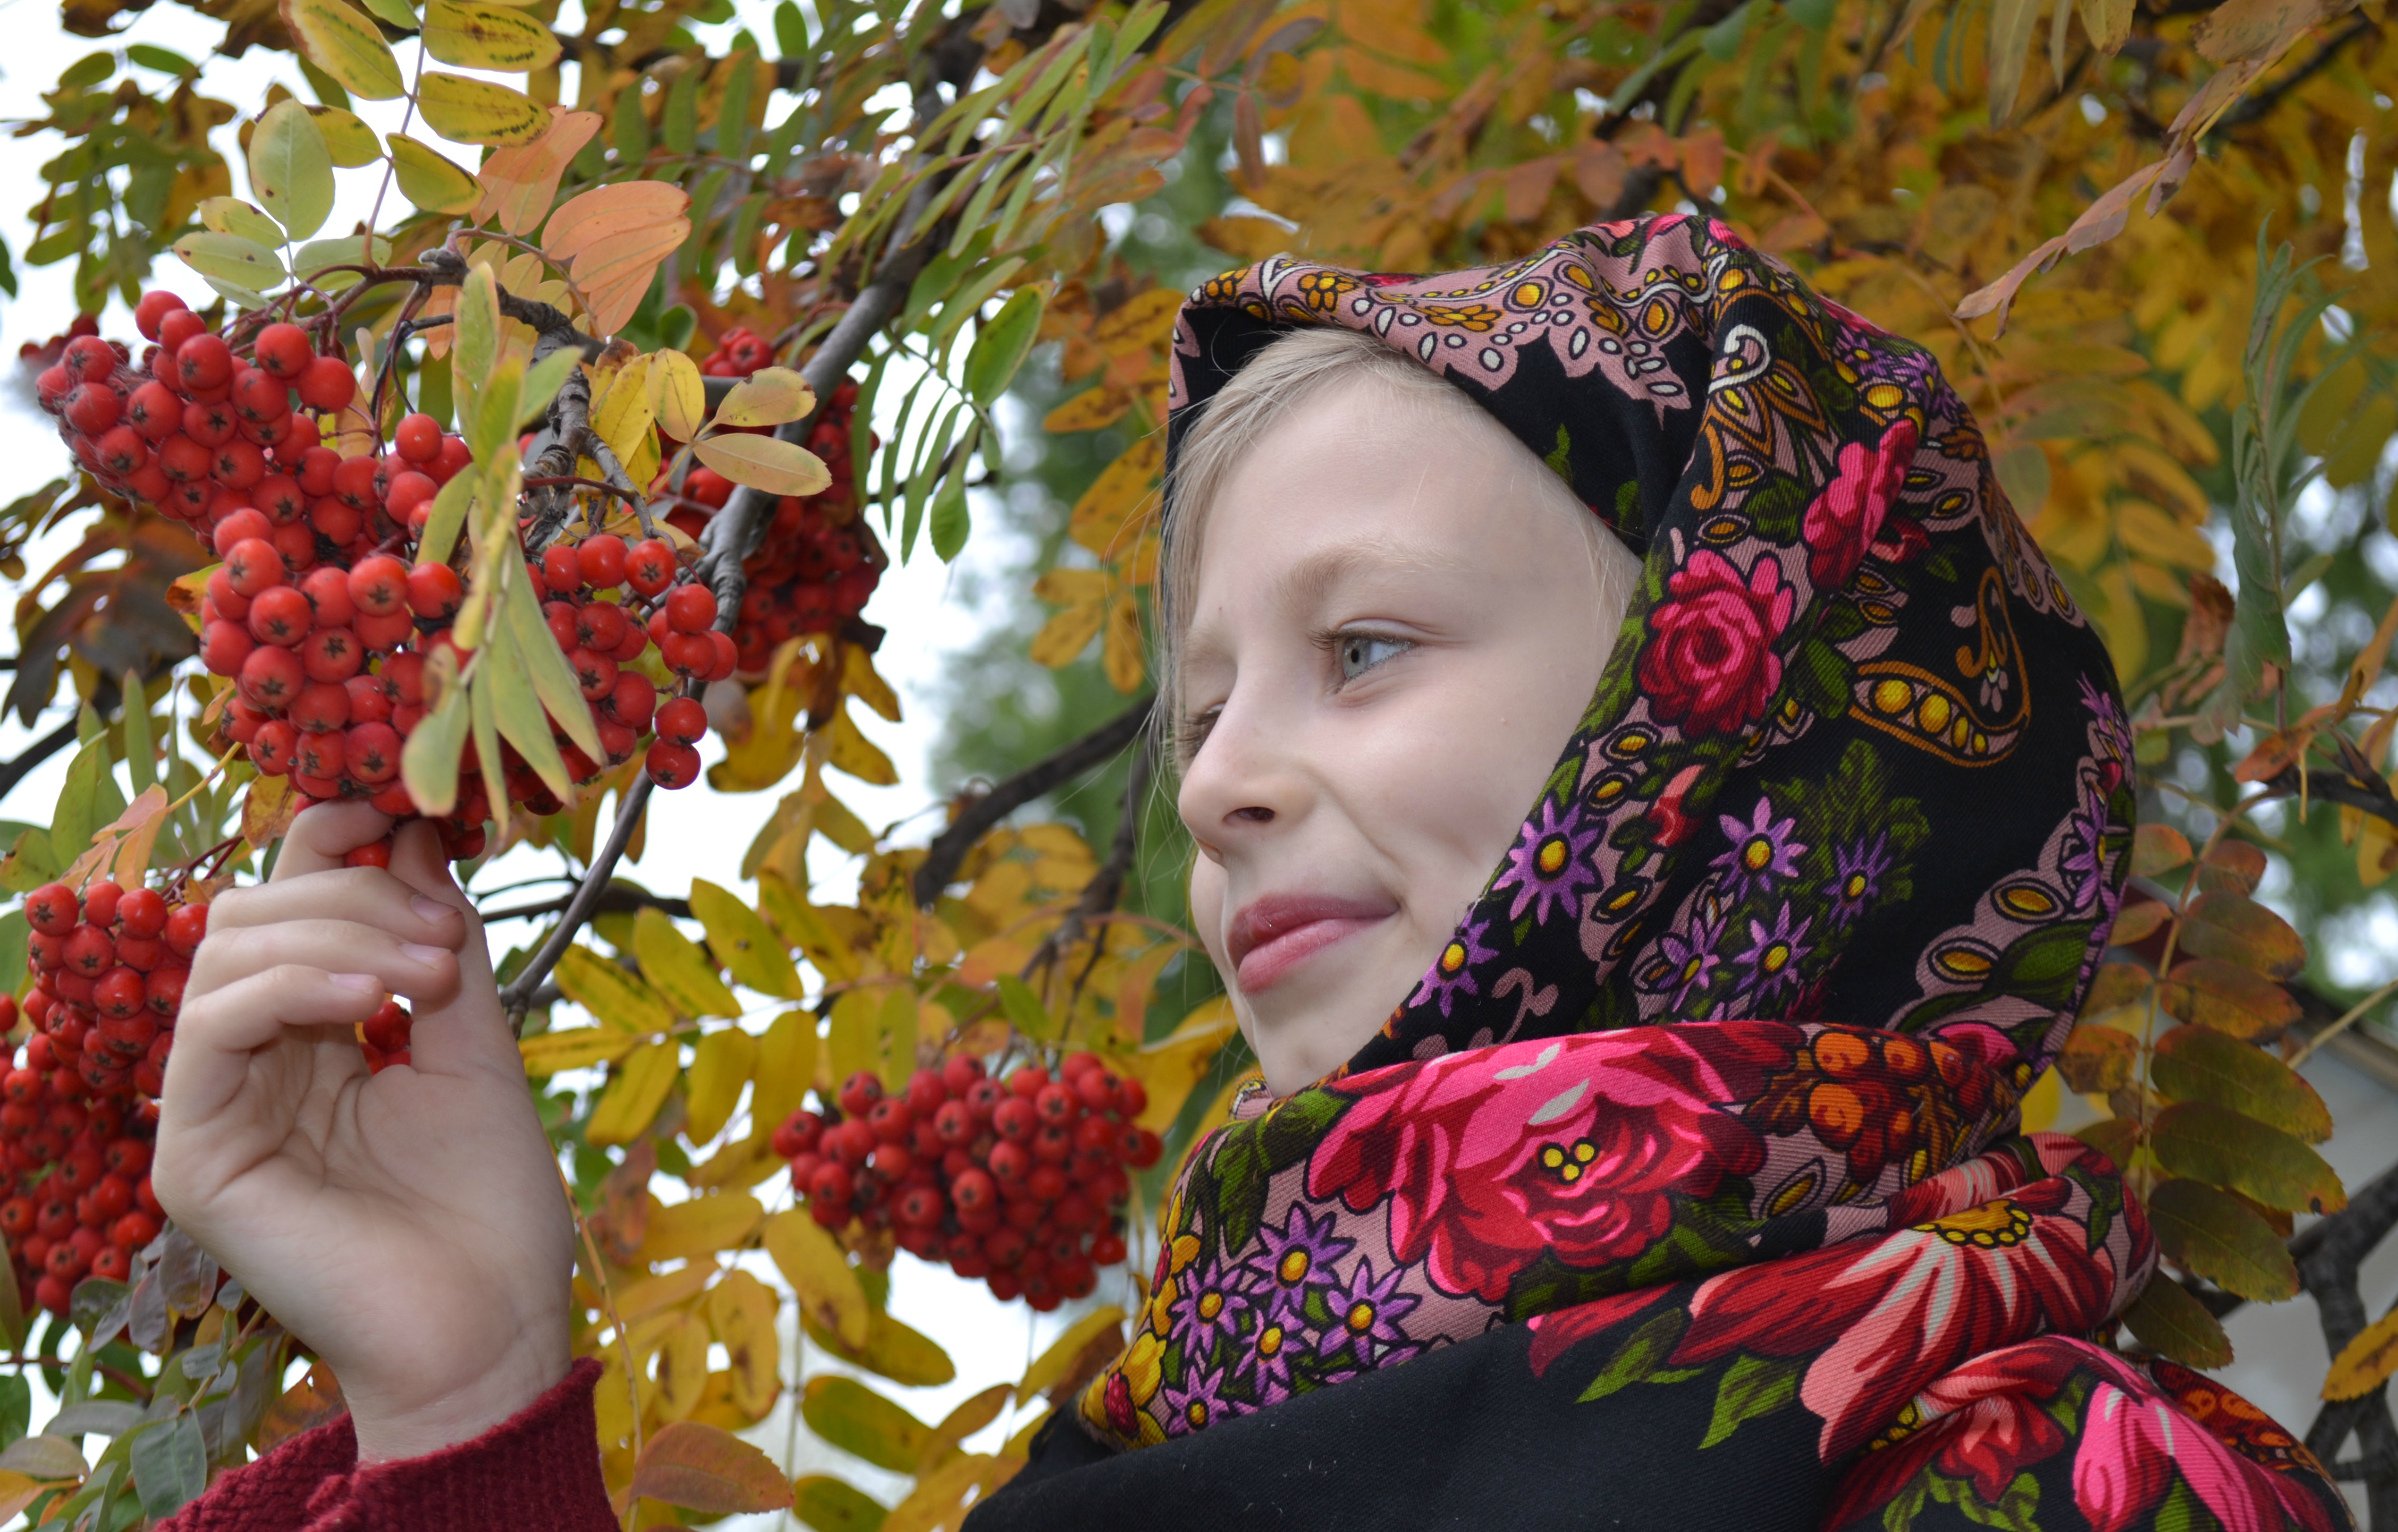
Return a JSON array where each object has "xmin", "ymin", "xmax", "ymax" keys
[{"xmin": 962, "ymin": 215, "xmax": 2348, "ymax": 1532}]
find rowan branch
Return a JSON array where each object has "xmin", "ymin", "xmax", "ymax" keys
[
  {"xmin": 500, "ymin": 777, "xmax": 653, "ymax": 1032},
  {"xmin": 913, "ymin": 695, "xmax": 1156, "ymax": 909},
  {"xmin": 481, "ymin": 884, "xmax": 693, "ymax": 925}
]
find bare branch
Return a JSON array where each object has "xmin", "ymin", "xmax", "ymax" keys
[{"xmin": 913, "ymin": 695, "xmax": 1156, "ymax": 909}]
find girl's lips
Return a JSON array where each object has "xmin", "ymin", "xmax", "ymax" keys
[{"xmin": 1236, "ymin": 914, "xmax": 1386, "ymax": 993}]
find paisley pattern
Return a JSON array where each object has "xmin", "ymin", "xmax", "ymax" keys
[{"xmin": 961, "ymin": 215, "xmax": 2348, "ymax": 1531}]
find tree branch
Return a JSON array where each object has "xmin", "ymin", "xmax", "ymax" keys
[
  {"xmin": 0, "ymin": 714, "xmax": 85, "ymax": 805},
  {"xmin": 481, "ymin": 884, "xmax": 693, "ymax": 925},
  {"xmin": 913, "ymin": 695, "xmax": 1156, "ymax": 909},
  {"xmin": 499, "ymin": 777, "xmax": 653, "ymax": 1032}
]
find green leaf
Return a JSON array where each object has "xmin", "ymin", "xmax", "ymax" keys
[
  {"xmin": 2152, "ymin": 1101, "xmax": 2344, "ymax": 1214},
  {"xmin": 307, "ymin": 105, "xmax": 383, "ymax": 166},
  {"xmin": 357, "ymin": 0, "xmax": 416, "ymax": 27},
  {"xmin": 798, "ymin": 1377, "xmax": 930, "ymax": 1474},
  {"xmin": 387, "ymin": 132, "xmax": 481, "ymax": 215},
  {"xmin": 520, "ymin": 346, "xmax": 584, "ymax": 423},
  {"xmin": 992, "ymin": 973, "xmax": 1053, "ymax": 1040},
  {"xmin": 279, "ymin": 0, "xmax": 406, "ymax": 100},
  {"xmin": 2120, "ymin": 1276, "xmax": 2234, "ymax": 1369},
  {"xmin": 1699, "ymin": 1352, "xmax": 1801, "ymax": 1448},
  {"xmin": 1573, "ymin": 1307, "xmax": 1688, "ymax": 1403},
  {"xmin": 197, "ymin": 196, "xmax": 286, "ymax": 247},
  {"xmin": 455, "ymin": 261, "xmax": 500, "ymax": 393},
  {"xmin": 927, "ymin": 474, "xmax": 970, "ymax": 563},
  {"xmin": 801, "ymin": 1306, "xmax": 957, "ymax": 1389},
  {"xmin": 249, "ymin": 99, "xmax": 336, "ymax": 240},
  {"xmin": 633, "ymin": 907, "xmax": 741, "ymax": 1019},
  {"xmin": 789, "ymin": 1475, "xmax": 887, "ymax": 1532},
  {"xmin": 51, "ymin": 733, "xmax": 125, "ymax": 870},
  {"xmin": 399, "ymin": 683, "xmax": 470, "ymax": 816},
  {"xmin": 963, "ymin": 286, "xmax": 1046, "ymax": 405},
  {"xmin": 120, "ymin": 670, "xmax": 154, "ymax": 795},
  {"xmin": 499, "ymin": 561, "xmax": 604, "ymax": 760},
  {"xmin": 291, "ymin": 233, "xmax": 393, "ymax": 291},
  {"xmin": 2146, "ymin": 1177, "xmax": 2299, "ymax": 1301},
  {"xmin": 2176, "ymin": 892, "xmax": 2305, "ymax": 979},
  {"xmin": 2156, "ymin": 958, "xmax": 2301, "ymax": 1041},
  {"xmin": 2151, "ymin": 1024, "xmax": 2331, "ymax": 1142},
  {"xmin": 0, "ymin": 1373, "xmax": 28, "ymax": 1446},
  {"xmin": 415, "ymin": 463, "xmax": 477, "ymax": 567},
  {"xmin": 689, "ymin": 879, "xmax": 800, "ymax": 998},
  {"xmin": 172, "ymin": 232, "xmax": 284, "ymax": 293},
  {"xmin": 487, "ymin": 620, "xmax": 578, "ymax": 801}
]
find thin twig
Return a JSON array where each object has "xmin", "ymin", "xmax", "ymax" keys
[
  {"xmin": 499, "ymin": 778, "xmax": 654, "ymax": 1030},
  {"xmin": 913, "ymin": 696, "xmax": 1156, "ymax": 909}
]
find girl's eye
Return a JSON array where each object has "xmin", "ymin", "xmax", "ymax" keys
[{"xmin": 1333, "ymin": 630, "xmax": 1412, "ymax": 683}]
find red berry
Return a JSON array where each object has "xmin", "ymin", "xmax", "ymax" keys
[
  {"xmin": 134, "ymin": 290, "xmax": 187, "ymax": 341},
  {"xmin": 665, "ymin": 583, "xmax": 717, "ymax": 634},
  {"xmin": 238, "ymin": 644, "xmax": 304, "ymax": 709},
  {"xmin": 540, "ymin": 543, "xmax": 582, "ymax": 593},
  {"xmin": 577, "ymin": 535, "xmax": 628, "ymax": 589},
  {"xmin": 247, "ymin": 586, "xmax": 313, "ymax": 647},
  {"xmin": 348, "ymin": 554, "xmax": 409, "ymax": 617},
  {"xmin": 156, "ymin": 309, "xmax": 206, "ymax": 355},
  {"xmin": 165, "ymin": 903, "xmax": 207, "ymax": 956},
  {"xmin": 394, "ymin": 412, "xmax": 442, "ymax": 464},
  {"xmin": 838, "ymin": 1071, "xmax": 884, "ymax": 1117},
  {"xmin": 116, "ymin": 887, "xmax": 168, "ymax": 939},
  {"xmin": 174, "ymin": 333, "xmax": 232, "ymax": 394},
  {"xmin": 407, "ymin": 562, "xmax": 464, "ymax": 620},
  {"xmin": 253, "ymin": 323, "xmax": 313, "ymax": 381},
  {"xmin": 655, "ymin": 696, "xmax": 708, "ymax": 746},
  {"xmin": 626, "ymin": 540, "xmax": 676, "ymax": 595},
  {"xmin": 26, "ymin": 884, "xmax": 79, "ymax": 936},
  {"xmin": 646, "ymin": 740, "xmax": 701, "ymax": 789},
  {"xmin": 296, "ymin": 355, "xmax": 356, "ymax": 413}
]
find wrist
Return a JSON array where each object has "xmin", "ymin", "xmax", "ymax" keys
[{"xmin": 346, "ymin": 1341, "xmax": 573, "ymax": 1465}]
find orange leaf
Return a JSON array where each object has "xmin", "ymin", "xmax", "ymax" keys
[
  {"xmin": 543, "ymin": 182, "xmax": 690, "ymax": 268},
  {"xmin": 627, "ymin": 1420, "xmax": 792, "ymax": 1514},
  {"xmin": 574, "ymin": 216, "xmax": 694, "ymax": 335},
  {"xmin": 475, "ymin": 108, "xmax": 602, "ymax": 237}
]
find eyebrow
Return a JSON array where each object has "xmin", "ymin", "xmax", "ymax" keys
[{"xmin": 1178, "ymin": 533, "xmax": 1463, "ymax": 672}]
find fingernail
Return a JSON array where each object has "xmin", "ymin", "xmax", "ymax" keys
[
  {"xmin": 332, "ymin": 972, "xmax": 380, "ymax": 992},
  {"xmin": 411, "ymin": 895, "xmax": 452, "ymax": 922},
  {"xmin": 401, "ymin": 942, "xmax": 448, "ymax": 966}
]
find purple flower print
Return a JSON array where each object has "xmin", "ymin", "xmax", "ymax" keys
[
  {"xmin": 1711, "ymin": 796, "xmax": 1805, "ymax": 903},
  {"xmin": 1252, "ymin": 1202, "xmax": 1355, "ymax": 1326},
  {"xmin": 1492, "ymin": 798, "xmax": 1603, "ymax": 926},
  {"xmin": 1157, "ymin": 1357, "xmax": 1234, "ymax": 1433},
  {"xmin": 1316, "ymin": 1256, "xmax": 1422, "ymax": 1369},
  {"xmin": 2059, "ymin": 771, "xmax": 2110, "ymax": 915},
  {"xmin": 1823, "ymin": 833, "xmax": 1894, "ymax": 929},
  {"xmin": 1737, "ymin": 907, "xmax": 1812, "ymax": 1004},
  {"xmin": 1235, "ymin": 1310, "xmax": 1301, "ymax": 1400},
  {"xmin": 1408, "ymin": 915, "xmax": 1499, "ymax": 1017},
  {"xmin": 1177, "ymin": 1252, "xmax": 1252, "ymax": 1362},
  {"xmin": 1644, "ymin": 903, "xmax": 1728, "ymax": 1009}
]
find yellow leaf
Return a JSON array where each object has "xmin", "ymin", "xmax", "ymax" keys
[
  {"xmin": 690, "ymin": 879, "xmax": 802, "ymax": 997},
  {"xmin": 587, "ymin": 1040, "xmax": 680, "ymax": 1145},
  {"xmin": 1100, "ymin": 591, "xmax": 1144, "ymax": 692},
  {"xmin": 750, "ymin": 1008, "xmax": 819, "ymax": 1133},
  {"xmin": 308, "ymin": 105, "xmax": 383, "ymax": 165},
  {"xmin": 634, "ymin": 906, "xmax": 741, "ymax": 1018},
  {"xmin": 423, "ymin": 0, "xmax": 559, "ymax": 69},
  {"xmin": 387, "ymin": 132, "xmax": 480, "ymax": 215},
  {"xmin": 1068, "ymin": 433, "xmax": 1163, "ymax": 556},
  {"xmin": 417, "ymin": 71, "xmax": 547, "ymax": 146},
  {"xmin": 647, "ymin": 349, "xmax": 708, "ymax": 441},
  {"xmin": 474, "ymin": 108, "xmax": 603, "ymax": 236},
  {"xmin": 653, "ymin": 1313, "xmax": 709, "ymax": 1420},
  {"xmin": 615, "ymin": 1261, "xmax": 717, "ymax": 1327},
  {"xmin": 761, "ymin": 1208, "xmax": 869, "ymax": 1349},
  {"xmin": 555, "ymin": 943, "xmax": 676, "ymax": 1034},
  {"xmin": 1043, "ymin": 386, "xmax": 1131, "ymax": 434},
  {"xmin": 592, "ymin": 358, "xmax": 656, "ymax": 473},
  {"xmin": 804, "ymin": 1306, "xmax": 956, "ymax": 1388},
  {"xmin": 841, "ymin": 644, "xmax": 902, "ymax": 723},
  {"xmin": 682, "ymin": 1027, "xmax": 758, "ymax": 1144},
  {"xmin": 641, "ymin": 1192, "xmax": 763, "ymax": 1265},
  {"xmin": 520, "ymin": 1025, "xmax": 643, "ymax": 1076},
  {"xmin": 279, "ymin": 0, "xmax": 405, "ymax": 100},
  {"xmin": 822, "ymin": 703, "xmax": 897, "ymax": 786},
  {"xmin": 706, "ymin": 1270, "xmax": 782, "ymax": 1419},
  {"xmin": 1121, "ymin": 998, "xmax": 1240, "ymax": 1131},
  {"xmin": 883, "ymin": 1452, "xmax": 995, "ymax": 1532},
  {"xmin": 693, "ymin": 433, "xmax": 832, "ymax": 498},
  {"xmin": 712, "ymin": 366, "xmax": 816, "ymax": 429},
  {"xmin": 1028, "ymin": 568, "xmax": 1109, "ymax": 668}
]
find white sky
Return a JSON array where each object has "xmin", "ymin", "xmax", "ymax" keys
[{"xmin": 0, "ymin": 4, "xmax": 1118, "ymax": 1521}]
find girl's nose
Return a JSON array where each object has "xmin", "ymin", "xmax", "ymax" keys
[{"xmin": 1175, "ymin": 684, "xmax": 1301, "ymax": 852}]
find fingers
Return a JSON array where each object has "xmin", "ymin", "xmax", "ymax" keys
[
  {"xmin": 382, "ymin": 820, "xmax": 492, "ymax": 986},
  {"xmin": 158, "ymin": 965, "xmax": 389, "ymax": 1125},
  {"xmin": 190, "ymin": 918, "xmax": 462, "ymax": 1005},
  {"xmin": 206, "ymin": 868, "xmax": 465, "ymax": 952},
  {"xmin": 380, "ymin": 820, "xmax": 515, "ymax": 1077},
  {"xmin": 272, "ymin": 801, "xmax": 400, "ymax": 881}
]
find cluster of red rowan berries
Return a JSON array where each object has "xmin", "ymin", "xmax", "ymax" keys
[
  {"xmin": 658, "ymin": 327, "xmax": 885, "ymax": 676},
  {"xmin": 2, "ymin": 880, "xmax": 185, "ymax": 1315},
  {"xmin": 35, "ymin": 290, "xmax": 737, "ymax": 856},
  {"xmin": 770, "ymin": 1054, "xmax": 1162, "ymax": 1311}
]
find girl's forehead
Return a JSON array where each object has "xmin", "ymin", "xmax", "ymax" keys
[{"xmin": 1180, "ymin": 531, "xmax": 1466, "ymax": 666}]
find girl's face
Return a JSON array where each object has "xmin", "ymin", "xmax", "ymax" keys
[{"xmin": 1175, "ymin": 376, "xmax": 1620, "ymax": 1096}]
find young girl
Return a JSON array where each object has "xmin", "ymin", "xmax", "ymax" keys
[{"xmin": 153, "ymin": 214, "xmax": 2349, "ymax": 1531}]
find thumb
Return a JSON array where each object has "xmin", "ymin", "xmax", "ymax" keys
[{"xmin": 381, "ymin": 819, "xmax": 512, "ymax": 1073}]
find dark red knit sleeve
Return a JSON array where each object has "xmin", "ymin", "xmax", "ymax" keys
[{"xmin": 157, "ymin": 1355, "xmax": 619, "ymax": 1531}]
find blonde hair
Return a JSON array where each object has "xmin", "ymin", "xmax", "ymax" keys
[{"xmin": 1145, "ymin": 324, "xmax": 1638, "ymax": 786}]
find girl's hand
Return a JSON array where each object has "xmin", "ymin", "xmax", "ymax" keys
[{"xmin": 153, "ymin": 801, "xmax": 576, "ymax": 1462}]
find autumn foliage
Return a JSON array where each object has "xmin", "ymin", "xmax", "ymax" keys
[{"xmin": 0, "ymin": 0, "xmax": 2395, "ymax": 1527}]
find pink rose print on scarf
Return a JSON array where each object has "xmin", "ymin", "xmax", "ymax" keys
[
  {"xmin": 1803, "ymin": 419, "xmax": 1919, "ymax": 590},
  {"xmin": 1306, "ymin": 1024, "xmax": 1791, "ymax": 1304},
  {"xmin": 1670, "ymin": 1175, "xmax": 2125, "ymax": 1459},
  {"xmin": 1637, "ymin": 549, "xmax": 1795, "ymax": 739},
  {"xmin": 2077, "ymin": 1375, "xmax": 2341, "ymax": 1532}
]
